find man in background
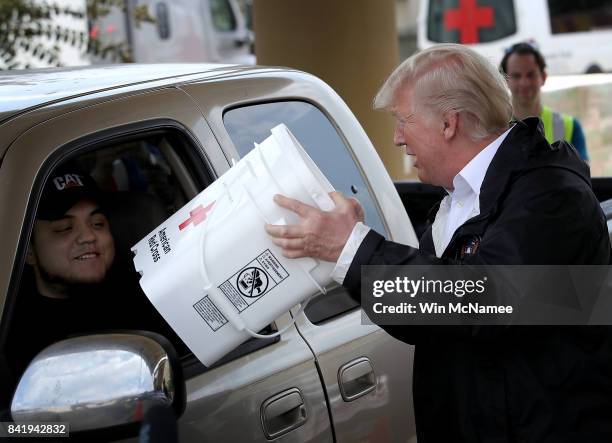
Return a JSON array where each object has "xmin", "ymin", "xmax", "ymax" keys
[{"xmin": 500, "ymin": 42, "xmax": 589, "ymax": 161}]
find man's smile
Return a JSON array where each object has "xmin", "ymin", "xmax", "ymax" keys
[{"xmin": 73, "ymin": 251, "xmax": 100, "ymax": 260}]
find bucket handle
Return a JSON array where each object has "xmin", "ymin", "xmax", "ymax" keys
[
  {"xmin": 238, "ymin": 182, "xmax": 324, "ymax": 339},
  {"xmin": 243, "ymin": 152, "xmax": 328, "ymax": 338},
  {"xmin": 255, "ymin": 145, "xmax": 328, "ymax": 294},
  {"xmin": 198, "ymin": 187, "xmax": 251, "ymax": 334}
]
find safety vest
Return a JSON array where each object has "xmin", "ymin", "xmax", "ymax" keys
[{"xmin": 540, "ymin": 106, "xmax": 574, "ymax": 145}]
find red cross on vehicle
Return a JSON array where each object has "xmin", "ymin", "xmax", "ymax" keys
[
  {"xmin": 444, "ymin": 0, "xmax": 494, "ymax": 44},
  {"xmin": 179, "ymin": 201, "xmax": 215, "ymax": 231}
]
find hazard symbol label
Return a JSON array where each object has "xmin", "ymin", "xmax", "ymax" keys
[
  {"xmin": 193, "ymin": 295, "xmax": 228, "ymax": 332},
  {"xmin": 237, "ymin": 267, "xmax": 269, "ymax": 297},
  {"xmin": 218, "ymin": 249, "xmax": 289, "ymax": 313}
]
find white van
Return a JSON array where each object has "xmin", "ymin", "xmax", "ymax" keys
[
  {"xmin": 91, "ymin": 0, "xmax": 254, "ymax": 64},
  {"xmin": 417, "ymin": 0, "xmax": 612, "ymax": 74}
]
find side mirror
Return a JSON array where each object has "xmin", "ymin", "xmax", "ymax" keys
[{"xmin": 11, "ymin": 332, "xmax": 185, "ymax": 437}]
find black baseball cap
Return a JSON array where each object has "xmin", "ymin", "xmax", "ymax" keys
[{"xmin": 37, "ymin": 166, "xmax": 106, "ymax": 221}]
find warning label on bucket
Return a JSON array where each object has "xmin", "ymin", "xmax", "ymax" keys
[
  {"xmin": 193, "ymin": 295, "xmax": 228, "ymax": 331},
  {"xmin": 218, "ymin": 249, "xmax": 289, "ymax": 313}
]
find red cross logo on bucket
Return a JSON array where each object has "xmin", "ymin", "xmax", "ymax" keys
[
  {"xmin": 444, "ymin": 0, "xmax": 494, "ymax": 44},
  {"xmin": 179, "ymin": 201, "xmax": 215, "ymax": 231}
]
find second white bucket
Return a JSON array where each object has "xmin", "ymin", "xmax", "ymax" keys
[{"xmin": 132, "ymin": 124, "xmax": 336, "ymax": 366}]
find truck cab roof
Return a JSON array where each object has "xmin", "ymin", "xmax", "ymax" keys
[{"xmin": 0, "ymin": 63, "xmax": 260, "ymax": 122}]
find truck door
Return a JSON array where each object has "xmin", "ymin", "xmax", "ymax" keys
[{"xmin": 0, "ymin": 86, "xmax": 332, "ymax": 442}]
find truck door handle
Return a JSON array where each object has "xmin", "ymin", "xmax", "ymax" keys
[
  {"xmin": 338, "ymin": 357, "xmax": 376, "ymax": 401},
  {"xmin": 260, "ymin": 388, "xmax": 307, "ymax": 439}
]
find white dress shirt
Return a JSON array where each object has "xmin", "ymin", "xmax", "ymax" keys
[{"xmin": 331, "ymin": 126, "xmax": 513, "ymax": 284}]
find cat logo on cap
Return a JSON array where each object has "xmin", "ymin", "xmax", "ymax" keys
[{"xmin": 52, "ymin": 173, "xmax": 85, "ymax": 191}]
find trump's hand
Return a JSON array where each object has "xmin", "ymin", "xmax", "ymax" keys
[{"xmin": 265, "ymin": 192, "xmax": 364, "ymax": 262}]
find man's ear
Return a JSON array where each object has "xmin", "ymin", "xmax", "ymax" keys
[
  {"xmin": 442, "ymin": 110, "xmax": 459, "ymax": 141},
  {"xmin": 541, "ymin": 69, "xmax": 547, "ymax": 86}
]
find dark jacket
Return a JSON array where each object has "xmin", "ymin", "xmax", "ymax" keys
[{"xmin": 344, "ymin": 118, "xmax": 612, "ymax": 442}]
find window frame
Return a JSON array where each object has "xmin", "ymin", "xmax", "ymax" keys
[
  {"xmin": 222, "ymin": 98, "xmax": 389, "ymax": 234},
  {"xmin": 1, "ymin": 119, "xmax": 209, "ymax": 343},
  {"xmin": 1, "ymin": 118, "xmax": 279, "ymax": 386}
]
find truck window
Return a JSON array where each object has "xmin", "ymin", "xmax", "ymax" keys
[
  {"xmin": 2, "ymin": 126, "xmax": 276, "ymax": 400},
  {"xmin": 427, "ymin": 0, "xmax": 516, "ymax": 44},
  {"xmin": 223, "ymin": 101, "xmax": 386, "ymax": 323},
  {"xmin": 223, "ymin": 100, "xmax": 386, "ymax": 236},
  {"xmin": 547, "ymin": 0, "xmax": 612, "ymax": 34}
]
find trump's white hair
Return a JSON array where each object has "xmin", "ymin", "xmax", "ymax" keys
[{"xmin": 374, "ymin": 43, "xmax": 512, "ymax": 140}]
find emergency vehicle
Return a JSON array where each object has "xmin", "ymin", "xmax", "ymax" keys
[{"xmin": 418, "ymin": 0, "xmax": 612, "ymax": 74}]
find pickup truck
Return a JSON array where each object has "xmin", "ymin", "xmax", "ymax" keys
[{"xmin": 0, "ymin": 64, "xmax": 420, "ymax": 442}]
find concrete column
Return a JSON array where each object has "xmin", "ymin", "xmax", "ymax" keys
[{"xmin": 253, "ymin": 0, "xmax": 406, "ymax": 179}]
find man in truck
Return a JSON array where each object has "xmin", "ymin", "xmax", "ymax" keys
[
  {"xmin": 6, "ymin": 166, "xmax": 118, "ymax": 377},
  {"xmin": 266, "ymin": 43, "xmax": 612, "ymax": 442},
  {"xmin": 7, "ymin": 165, "xmax": 180, "ymax": 380}
]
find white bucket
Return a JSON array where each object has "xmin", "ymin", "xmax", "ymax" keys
[{"xmin": 132, "ymin": 124, "xmax": 335, "ymax": 366}]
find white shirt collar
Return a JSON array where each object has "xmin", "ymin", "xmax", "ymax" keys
[
  {"xmin": 431, "ymin": 126, "xmax": 514, "ymax": 257},
  {"xmin": 451, "ymin": 125, "xmax": 513, "ymax": 198}
]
